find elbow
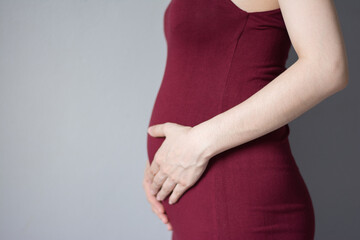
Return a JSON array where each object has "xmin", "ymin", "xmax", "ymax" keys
[{"xmin": 325, "ymin": 55, "xmax": 349, "ymax": 92}]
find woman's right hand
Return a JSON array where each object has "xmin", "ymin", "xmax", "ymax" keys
[{"xmin": 143, "ymin": 160, "xmax": 173, "ymax": 231}]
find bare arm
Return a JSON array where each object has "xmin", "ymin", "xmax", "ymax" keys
[{"xmin": 194, "ymin": 0, "xmax": 349, "ymax": 159}]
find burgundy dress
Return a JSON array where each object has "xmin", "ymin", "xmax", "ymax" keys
[{"xmin": 147, "ymin": 0, "xmax": 315, "ymax": 239}]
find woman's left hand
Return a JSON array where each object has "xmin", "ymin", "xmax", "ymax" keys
[{"xmin": 145, "ymin": 122, "xmax": 211, "ymax": 205}]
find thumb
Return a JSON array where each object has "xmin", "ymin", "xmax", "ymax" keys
[{"xmin": 147, "ymin": 123, "xmax": 167, "ymax": 137}]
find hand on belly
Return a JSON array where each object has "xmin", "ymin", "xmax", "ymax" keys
[{"xmin": 145, "ymin": 122, "xmax": 211, "ymax": 205}]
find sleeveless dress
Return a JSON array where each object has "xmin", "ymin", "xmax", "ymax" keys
[{"xmin": 146, "ymin": 0, "xmax": 315, "ymax": 239}]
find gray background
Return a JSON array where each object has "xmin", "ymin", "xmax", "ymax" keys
[{"xmin": 0, "ymin": 0, "xmax": 358, "ymax": 239}]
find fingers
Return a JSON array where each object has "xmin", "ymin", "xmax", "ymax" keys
[
  {"xmin": 155, "ymin": 177, "xmax": 177, "ymax": 201},
  {"xmin": 144, "ymin": 180, "xmax": 163, "ymax": 211},
  {"xmin": 144, "ymin": 166, "xmax": 153, "ymax": 184},
  {"xmin": 167, "ymin": 222, "xmax": 173, "ymax": 231},
  {"xmin": 145, "ymin": 160, "xmax": 190, "ymax": 205},
  {"xmin": 145, "ymin": 160, "xmax": 159, "ymax": 184},
  {"xmin": 143, "ymin": 177, "xmax": 173, "ymax": 231},
  {"xmin": 144, "ymin": 161, "xmax": 151, "ymax": 181},
  {"xmin": 152, "ymin": 204, "xmax": 173, "ymax": 231},
  {"xmin": 168, "ymin": 182, "xmax": 190, "ymax": 205},
  {"xmin": 151, "ymin": 205, "xmax": 169, "ymax": 224},
  {"xmin": 151, "ymin": 202, "xmax": 173, "ymax": 231},
  {"xmin": 148, "ymin": 122, "xmax": 169, "ymax": 137},
  {"xmin": 150, "ymin": 169, "xmax": 168, "ymax": 196}
]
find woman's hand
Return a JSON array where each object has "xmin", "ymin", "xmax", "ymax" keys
[
  {"xmin": 143, "ymin": 160, "xmax": 173, "ymax": 231},
  {"xmin": 145, "ymin": 122, "xmax": 211, "ymax": 205}
]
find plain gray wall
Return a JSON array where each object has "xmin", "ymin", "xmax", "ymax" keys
[{"xmin": 0, "ymin": 0, "xmax": 358, "ymax": 239}]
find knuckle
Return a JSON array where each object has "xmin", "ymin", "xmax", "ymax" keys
[
  {"xmin": 171, "ymin": 187, "xmax": 179, "ymax": 195},
  {"xmin": 162, "ymin": 166, "xmax": 171, "ymax": 175},
  {"xmin": 161, "ymin": 185, "xmax": 170, "ymax": 193},
  {"xmin": 152, "ymin": 159, "xmax": 160, "ymax": 167},
  {"xmin": 154, "ymin": 155, "xmax": 163, "ymax": 165},
  {"xmin": 178, "ymin": 179, "xmax": 188, "ymax": 187},
  {"xmin": 164, "ymin": 179, "xmax": 173, "ymax": 188},
  {"xmin": 169, "ymin": 176, "xmax": 177, "ymax": 184},
  {"xmin": 158, "ymin": 171, "xmax": 166, "ymax": 179},
  {"xmin": 149, "ymin": 168, "xmax": 157, "ymax": 176},
  {"xmin": 160, "ymin": 175, "xmax": 167, "ymax": 183},
  {"xmin": 152, "ymin": 181, "xmax": 160, "ymax": 188}
]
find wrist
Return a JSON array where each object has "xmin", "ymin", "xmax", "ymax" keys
[{"xmin": 190, "ymin": 117, "xmax": 222, "ymax": 160}]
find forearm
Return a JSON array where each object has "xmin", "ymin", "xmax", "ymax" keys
[{"xmin": 193, "ymin": 58, "xmax": 348, "ymax": 159}]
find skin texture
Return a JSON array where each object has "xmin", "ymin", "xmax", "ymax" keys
[
  {"xmin": 143, "ymin": 160, "xmax": 173, "ymax": 230},
  {"xmin": 231, "ymin": 0, "xmax": 280, "ymax": 12},
  {"xmin": 143, "ymin": 0, "xmax": 349, "ymax": 230}
]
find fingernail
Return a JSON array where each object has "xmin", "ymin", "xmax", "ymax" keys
[
  {"xmin": 169, "ymin": 199, "xmax": 173, "ymax": 205},
  {"xmin": 147, "ymin": 126, "xmax": 153, "ymax": 133},
  {"xmin": 156, "ymin": 195, "xmax": 162, "ymax": 201},
  {"xmin": 151, "ymin": 189, "xmax": 156, "ymax": 195}
]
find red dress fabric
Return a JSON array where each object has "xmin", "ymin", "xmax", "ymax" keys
[{"xmin": 147, "ymin": 0, "xmax": 315, "ymax": 239}]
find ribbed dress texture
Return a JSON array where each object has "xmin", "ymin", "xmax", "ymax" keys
[{"xmin": 146, "ymin": 0, "xmax": 315, "ymax": 239}]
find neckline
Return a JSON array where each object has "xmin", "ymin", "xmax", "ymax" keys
[{"xmin": 226, "ymin": 0, "xmax": 282, "ymax": 15}]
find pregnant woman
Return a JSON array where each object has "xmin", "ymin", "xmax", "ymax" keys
[{"xmin": 143, "ymin": 0, "xmax": 348, "ymax": 239}]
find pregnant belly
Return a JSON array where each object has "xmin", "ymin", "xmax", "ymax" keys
[{"xmin": 146, "ymin": 72, "xmax": 293, "ymax": 166}]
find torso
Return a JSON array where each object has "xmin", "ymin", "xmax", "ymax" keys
[{"xmin": 146, "ymin": 1, "xmax": 315, "ymax": 238}]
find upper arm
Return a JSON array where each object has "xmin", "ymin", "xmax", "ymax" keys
[{"xmin": 278, "ymin": 0, "xmax": 348, "ymax": 84}]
